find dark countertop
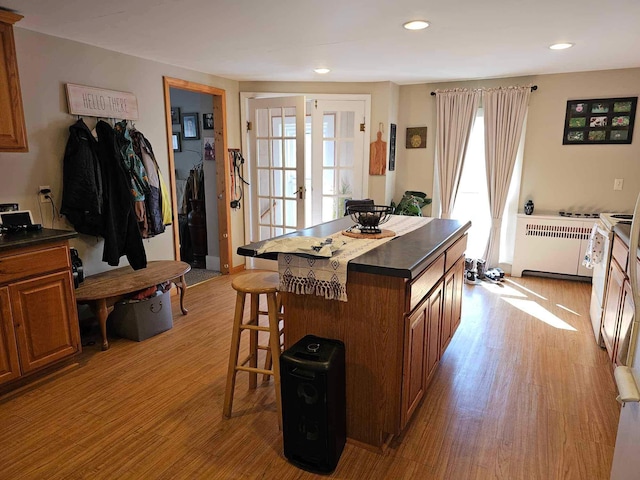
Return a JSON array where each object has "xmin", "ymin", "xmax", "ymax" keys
[
  {"xmin": 0, "ymin": 228, "xmax": 78, "ymax": 252},
  {"xmin": 614, "ymin": 223, "xmax": 640, "ymax": 258},
  {"xmin": 238, "ymin": 216, "xmax": 470, "ymax": 279}
]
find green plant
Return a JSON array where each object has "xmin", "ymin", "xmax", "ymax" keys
[{"xmin": 392, "ymin": 191, "xmax": 432, "ymax": 216}]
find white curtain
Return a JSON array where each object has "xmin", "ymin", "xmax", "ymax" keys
[
  {"xmin": 435, "ymin": 89, "xmax": 481, "ymax": 219},
  {"xmin": 482, "ymin": 86, "xmax": 531, "ymax": 267}
]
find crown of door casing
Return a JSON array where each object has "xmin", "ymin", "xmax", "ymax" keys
[{"xmin": 163, "ymin": 76, "xmax": 232, "ymax": 274}]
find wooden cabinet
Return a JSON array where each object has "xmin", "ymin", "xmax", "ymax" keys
[
  {"xmin": 0, "ymin": 239, "xmax": 80, "ymax": 387},
  {"xmin": 601, "ymin": 233, "xmax": 637, "ymax": 367},
  {"xmin": 0, "ymin": 10, "xmax": 28, "ymax": 152},
  {"xmin": 442, "ymin": 255, "xmax": 464, "ymax": 354},
  {"xmin": 602, "ymin": 256, "xmax": 625, "ymax": 361},
  {"xmin": 0, "ymin": 286, "xmax": 21, "ymax": 384},
  {"xmin": 402, "ymin": 280, "xmax": 444, "ymax": 427},
  {"xmin": 400, "ymin": 236, "xmax": 466, "ymax": 430},
  {"xmin": 283, "ymin": 229, "xmax": 468, "ymax": 448}
]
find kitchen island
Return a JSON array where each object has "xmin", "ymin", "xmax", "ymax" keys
[{"xmin": 239, "ymin": 216, "xmax": 470, "ymax": 449}]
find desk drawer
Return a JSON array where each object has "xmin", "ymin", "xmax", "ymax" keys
[
  {"xmin": 409, "ymin": 254, "xmax": 445, "ymax": 312},
  {"xmin": 0, "ymin": 245, "xmax": 70, "ymax": 285}
]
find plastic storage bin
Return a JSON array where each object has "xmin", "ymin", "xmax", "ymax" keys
[{"xmin": 109, "ymin": 290, "xmax": 173, "ymax": 341}]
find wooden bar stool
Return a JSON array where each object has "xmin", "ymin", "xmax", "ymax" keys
[{"xmin": 223, "ymin": 270, "xmax": 283, "ymax": 427}]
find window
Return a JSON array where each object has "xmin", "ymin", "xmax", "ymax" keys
[{"xmin": 452, "ymin": 109, "xmax": 491, "ymax": 260}]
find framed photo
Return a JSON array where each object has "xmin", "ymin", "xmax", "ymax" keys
[
  {"xmin": 389, "ymin": 123, "xmax": 397, "ymax": 171},
  {"xmin": 406, "ymin": 126, "xmax": 427, "ymax": 149},
  {"xmin": 171, "ymin": 107, "xmax": 180, "ymax": 125},
  {"xmin": 203, "ymin": 113, "xmax": 214, "ymax": 130},
  {"xmin": 563, "ymin": 97, "xmax": 637, "ymax": 145},
  {"xmin": 172, "ymin": 133, "xmax": 181, "ymax": 152},
  {"xmin": 203, "ymin": 137, "xmax": 215, "ymax": 161},
  {"xmin": 182, "ymin": 112, "xmax": 200, "ymax": 140}
]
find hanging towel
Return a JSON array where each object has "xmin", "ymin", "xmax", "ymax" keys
[{"xmin": 583, "ymin": 224, "xmax": 605, "ymax": 269}]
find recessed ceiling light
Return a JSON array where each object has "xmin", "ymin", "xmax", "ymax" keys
[
  {"xmin": 549, "ymin": 43, "xmax": 574, "ymax": 50},
  {"xmin": 314, "ymin": 68, "xmax": 330, "ymax": 74},
  {"xmin": 403, "ymin": 20, "xmax": 430, "ymax": 31}
]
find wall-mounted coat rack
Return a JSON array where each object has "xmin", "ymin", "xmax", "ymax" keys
[{"xmin": 66, "ymin": 83, "xmax": 139, "ymax": 120}]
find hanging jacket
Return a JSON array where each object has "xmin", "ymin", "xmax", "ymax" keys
[
  {"xmin": 130, "ymin": 129, "xmax": 165, "ymax": 236},
  {"xmin": 114, "ymin": 121, "xmax": 150, "ymax": 201},
  {"xmin": 60, "ymin": 119, "xmax": 104, "ymax": 236},
  {"xmin": 95, "ymin": 120, "xmax": 147, "ymax": 270}
]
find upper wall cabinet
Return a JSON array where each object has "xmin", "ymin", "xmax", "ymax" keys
[{"xmin": 0, "ymin": 11, "xmax": 27, "ymax": 152}]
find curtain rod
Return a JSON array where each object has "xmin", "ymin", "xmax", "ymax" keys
[{"xmin": 430, "ymin": 85, "xmax": 538, "ymax": 96}]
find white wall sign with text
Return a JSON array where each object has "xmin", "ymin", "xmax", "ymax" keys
[{"xmin": 65, "ymin": 83, "xmax": 139, "ymax": 120}]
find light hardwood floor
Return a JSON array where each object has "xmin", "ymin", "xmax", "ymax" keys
[{"xmin": 0, "ymin": 274, "xmax": 619, "ymax": 479}]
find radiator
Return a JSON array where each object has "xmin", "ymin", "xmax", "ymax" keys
[{"xmin": 511, "ymin": 214, "xmax": 595, "ymax": 277}]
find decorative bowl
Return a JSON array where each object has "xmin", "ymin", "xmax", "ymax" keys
[{"xmin": 347, "ymin": 205, "xmax": 394, "ymax": 234}]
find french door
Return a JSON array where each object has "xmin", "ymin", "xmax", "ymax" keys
[
  {"xmin": 248, "ymin": 96, "xmax": 306, "ymax": 242},
  {"xmin": 246, "ymin": 96, "xmax": 367, "ymax": 246},
  {"xmin": 310, "ymin": 100, "xmax": 366, "ymax": 225}
]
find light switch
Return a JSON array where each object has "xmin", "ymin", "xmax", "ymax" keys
[{"xmin": 614, "ymin": 178, "xmax": 624, "ymax": 191}]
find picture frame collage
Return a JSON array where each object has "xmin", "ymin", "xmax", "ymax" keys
[
  {"xmin": 563, "ymin": 97, "xmax": 637, "ymax": 145},
  {"xmin": 170, "ymin": 107, "xmax": 215, "ymax": 158}
]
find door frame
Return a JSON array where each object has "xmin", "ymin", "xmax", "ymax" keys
[
  {"xmin": 240, "ymin": 92, "xmax": 371, "ymax": 246},
  {"xmin": 163, "ymin": 77, "xmax": 232, "ymax": 274}
]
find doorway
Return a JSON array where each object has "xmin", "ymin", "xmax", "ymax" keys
[
  {"xmin": 163, "ymin": 77, "xmax": 232, "ymax": 276},
  {"xmin": 242, "ymin": 93, "xmax": 369, "ymax": 249}
]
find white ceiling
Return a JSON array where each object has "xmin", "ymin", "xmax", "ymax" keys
[{"xmin": 3, "ymin": 0, "xmax": 640, "ymax": 84}]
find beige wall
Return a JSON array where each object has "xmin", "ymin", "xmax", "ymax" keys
[
  {"xmin": 239, "ymin": 80, "xmax": 400, "ymax": 204},
  {"xmin": 0, "ymin": 28, "xmax": 242, "ymax": 275},
  {"xmin": 4, "ymin": 29, "xmax": 638, "ymax": 278},
  {"xmin": 397, "ymin": 69, "xmax": 640, "ymax": 216}
]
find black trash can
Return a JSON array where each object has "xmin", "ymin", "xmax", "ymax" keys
[{"xmin": 280, "ymin": 335, "xmax": 346, "ymax": 474}]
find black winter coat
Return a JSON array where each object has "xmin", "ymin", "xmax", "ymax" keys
[
  {"xmin": 60, "ymin": 119, "xmax": 104, "ymax": 236},
  {"xmin": 95, "ymin": 121, "xmax": 147, "ymax": 270}
]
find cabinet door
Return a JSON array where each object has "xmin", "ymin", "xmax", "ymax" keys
[
  {"xmin": 10, "ymin": 271, "xmax": 80, "ymax": 373},
  {"xmin": 0, "ymin": 18, "xmax": 28, "ymax": 152},
  {"xmin": 452, "ymin": 255, "xmax": 464, "ymax": 333},
  {"xmin": 0, "ymin": 286, "xmax": 21, "ymax": 385},
  {"xmin": 442, "ymin": 256, "xmax": 465, "ymax": 354},
  {"xmin": 615, "ymin": 281, "xmax": 635, "ymax": 367},
  {"xmin": 402, "ymin": 305, "xmax": 427, "ymax": 425},
  {"xmin": 602, "ymin": 259, "xmax": 625, "ymax": 361},
  {"xmin": 442, "ymin": 268, "xmax": 455, "ymax": 355},
  {"xmin": 426, "ymin": 282, "xmax": 443, "ymax": 382}
]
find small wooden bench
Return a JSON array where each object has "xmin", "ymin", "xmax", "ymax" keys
[{"xmin": 75, "ymin": 261, "xmax": 191, "ymax": 350}]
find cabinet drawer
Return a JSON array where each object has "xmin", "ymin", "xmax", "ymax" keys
[
  {"xmin": 0, "ymin": 245, "xmax": 70, "ymax": 285},
  {"xmin": 409, "ymin": 254, "xmax": 445, "ymax": 312},
  {"xmin": 612, "ymin": 235, "xmax": 628, "ymax": 272},
  {"xmin": 445, "ymin": 234, "xmax": 467, "ymax": 272}
]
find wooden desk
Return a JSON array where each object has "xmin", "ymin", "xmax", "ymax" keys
[{"xmin": 75, "ymin": 261, "xmax": 191, "ymax": 350}]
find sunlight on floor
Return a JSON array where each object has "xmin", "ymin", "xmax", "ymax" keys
[
  {"xmin": 480, "ymin": 282, "xmax": 527, "ymax": 297},
  {"xmin": 503, "ymin": 278, "xmax": 547, "ymax": 301},
  {"xmin": 474, "ymin": 278, "xmax": 580, "ymax": 331},
  {"xmin": 556, "ymin": 303, "xmax": 581, "ymax": 316},
  {"xmin": 502, "ymin": 298, "xmax": 578, "ymax": 331}
]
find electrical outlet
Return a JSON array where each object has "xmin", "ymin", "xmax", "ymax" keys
[
  {"xmin": 614, "ymin": 178, "xmax": 624, "ymax": 191},
  {"xmin": 39, "ymin": 185, "xmax": 51, "ymax": 203}
]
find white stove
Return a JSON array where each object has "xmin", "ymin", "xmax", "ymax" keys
[{"xmin": 600, "ymin": 212, "xmax": 633, "ymax": 230}]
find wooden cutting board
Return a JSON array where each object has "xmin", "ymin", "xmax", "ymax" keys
[{"xmin": 369, "ymin": 130, "xmax": 387, "ymax": 175}]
